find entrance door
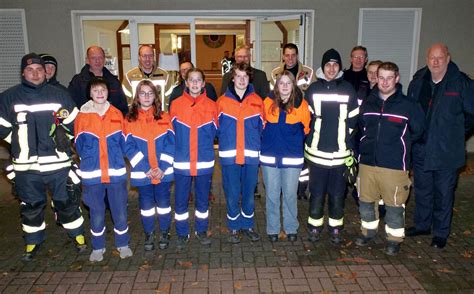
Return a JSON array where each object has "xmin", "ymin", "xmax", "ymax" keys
[{"xmin": 255, "ymin": 15, "xmax": 306, "ymax": 82}]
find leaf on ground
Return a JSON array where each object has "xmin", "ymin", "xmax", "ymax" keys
[
  {"xmin": 278, "ymin": 231, "xmax": 287, "ymax": 240},
  {"xmin": 234, "ymin": 281, "xmax": 242, "ymax": 289},
  {"xmin": 335, "ymin": 270, "xmax": 358, "ymax": 280},
  {"xmin": 2, "ymin": 272, "xmax": 8, "ymax": 276},
  {"xmin": 69, "ymin": 262, "xmax": 82, "ymax": 271},
  {"xmin": 463, "ymin": 230, "xmax": 472, "ymax": 236},
  {"xmin": 220, "ymin": 226, "xmax": 229, "ymax": 234},
  {"xmin": 453, "ymin": 207, "xmax": 459, "ymax": 213},
  {"xmin": 437, "ymin": 268, "xmax": 454, "ymax": 273},
  {"xmin": 192, "ymin": 282, "xmax": 199, "ymax": 286},
  {"xmin": 200, "ymin": 264, "xmax": 209, "ymax": 271},
  {"xmin": 461, "ymin": 251, "xmax": 472, "ymax": 258},
  {"xmin": 139, "ymin": 261, "xmax": 150, "ymax": 271},
  {"xmin": 207, "ymin": 230, "xmax": 213, "ymax": 237},
  {"xmin": 336, "ymin": 257, "xmax": 369, "ymax": 263},
  {"xmin": 112, "ymin": 250, "xmax": 120, "ymax": 256},
  {"xmin": 33, "ymin": 287, "xmax": 45, "ymax": 293},
  {"xmin": 339, "ymin": 250, "xmax": 347, "ymax": 255},
  {"xmin": 178, "ymin": 260, "xmax": 193, "ymax": 268},
  {"xmin": 303, "ymin": 244, "xmax": 311, "ymax": 252},
  {"xmin": 343, "ymin": 240, "xmax": 353, "ymax": 247}
]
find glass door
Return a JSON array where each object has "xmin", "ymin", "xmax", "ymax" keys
[{"xmin": 255, "ymin": 15, "xmax": 306, "ymax": 82}]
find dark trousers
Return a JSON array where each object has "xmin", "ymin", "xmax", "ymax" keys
[
  {"xmin": 16, "ymin": 168, "xmax": 84, "ymax": 245},
  {"xmin": 174, "ymin": 173, "xmax": 212, "ymax": 236},
  {"xmin": 307, "ymin": 164, "xmax": 347, "ymax": 232},
  {"xmin": 412, "ymin": 146, "xmax": 458, "ymax": 239}
]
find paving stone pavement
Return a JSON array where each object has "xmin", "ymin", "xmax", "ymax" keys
[{"xmin": 0, "ymin": 158, "xmax": 473, "ymax": 293}]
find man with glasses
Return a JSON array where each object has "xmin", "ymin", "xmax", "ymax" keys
[
  {"xmin": 344, "ymin": 46, "xmax": 370, "ymax": 100},
  {"xmin": 122, "ymin": 45, "xmax": 171, "ymax": 108},
  {"xmin": 220, "ymin": 45, "xmax": 270, "ymax": 99}
]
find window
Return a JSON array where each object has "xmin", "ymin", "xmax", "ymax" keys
[
  {"xmin": 0, "ymin": 9, "xmax": 28, "ymax": 92},
  {"xmin": 359, "ymin": 8, "xmax": 422, "ymax": 91}
]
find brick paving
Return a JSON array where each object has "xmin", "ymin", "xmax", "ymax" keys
[{"xmin": 0, "ymin": 158, "xmax": 473, "ymax": 293}]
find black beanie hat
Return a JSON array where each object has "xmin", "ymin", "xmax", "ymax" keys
[
  {"xmin": 321, "ymin": 48, "xmax": 342, "ymax": 69},
  {"xmin": 39, "ymin": 53, "xmax": 58, "ymax": 68},
  {"xmin": 21, "ymin": 53, "xmax": 44, "ymax": 72}
]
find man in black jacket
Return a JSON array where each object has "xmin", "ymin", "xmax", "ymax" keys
[
  {"xmin": 406, "ymin": 43, "xmax": 474, "ymax": 249},
  {"xmin": 68, "ymin": 46, "xmax": 128, "ymax": 116},
  {"xmin": 354, "ymin": 62, "xmax": 424, "ymax": 255},
  {"xmin": 220, "ymin": 45, "xmax": 269, "ymax": 99}
]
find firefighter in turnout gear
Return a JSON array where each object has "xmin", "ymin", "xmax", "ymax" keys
[{"xmin": 0, "ymin": 53, "xmax": 86, "ymax": 261}]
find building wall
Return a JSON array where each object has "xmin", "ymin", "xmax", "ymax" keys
[{"xmin": 1, "ymin": 0, "xmax": 474, "ymax": 151}]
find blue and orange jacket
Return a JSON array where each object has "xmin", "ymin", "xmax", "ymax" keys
[
  {"xmin": 74, "ymin": 101, "xmax": 146, "ymax": 185},
  {"xmin": 217, "ymin": 83, "xmax": 265, "ymax": 166},
  {"xmin": 169, "ymin": 90, "xmax": 218, "ymax": 176},
  {"xmin": 124, "ymin": 108, "xmax": 175, "ymax": 186},
  {"xmin": 260, "ymin": 93, "xmax": 311, "ymax": 169}
]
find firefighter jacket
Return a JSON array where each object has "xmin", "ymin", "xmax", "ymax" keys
[
  {"xmin": 124, "ymin": 108, "xmax": 175, "ymax": 186},
  {"xmin": 260, "ymin": 92, "xmax": 311, "ymax": 169},
  {"xmin": 169, "ymin": 90, "xmax": 218, "ymax": 176},
  {"xmin": 217, "ymin": 83, "xmax": 265, "ymax": 166},
  {"xmin": 304, "ymin": 69, "xmax": 359, "ymax": 167},
  {"xmin": 74, "ymin": 101, "xmax": 146, "ymax": 185},
  {"xmin": 358, "ymin": 86, "xmax": 425, "ymax": 171},
  {"xmin": 122, "ymin": 66, "xmax": 171, "ymax": 105},
  {"xmin": 271, "ymin": 61, "xmax": 316, "ymax": 93},
  {"xmin": 0, "ymin": 78, "xmax": 78, "ymax": 173}
]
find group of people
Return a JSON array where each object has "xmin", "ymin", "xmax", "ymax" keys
[{"xmin": 0, "ymin": 41, "xmax": 472, "ymax": 262}]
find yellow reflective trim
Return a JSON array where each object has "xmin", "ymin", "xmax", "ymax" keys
[{"xmin": 308, "ymin": 216, "xmax": 324, "ymax": 227}]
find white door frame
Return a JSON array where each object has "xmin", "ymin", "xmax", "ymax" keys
[{"xmin": 71, "ymin": 10, "xmax": 314, "ymax": 73}]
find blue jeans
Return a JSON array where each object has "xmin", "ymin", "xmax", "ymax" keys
[
  {"xmin": 82, "ymin": 181, "xmax": 130, "ymax": 250},
  {"xmin": 262, "ymin": 165, "xmax": 300, "ymax": 235},
  {"xmin": 221, "ymin": 164, "xmax": 258, "ymax": 231},
  {"xmin": 137, "ymin": 182, "xmax": 172, "ymax": 234}
]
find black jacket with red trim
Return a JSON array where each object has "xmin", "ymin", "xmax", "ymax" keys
[{"xmin": 358, "ymin": 86, "xmax": 425, "ymax": 171}]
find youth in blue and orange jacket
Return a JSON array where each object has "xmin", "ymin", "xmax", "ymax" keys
[
  {"xmin": 124, "ymin": 79, "xmax": 175, "ymax": 250},
  {"xmin": 260, "ymin": 71, "xmax": 311, "ymax": 240},
  {"xmin": 75, "ymin": 78, "xmax": 145, "ymax": 259},
  {"xmin": 217, "ymin": 63, "xmax": 265, "ymax": 241},
  {"xmin": 169, "ymin": 68, "xmax": 218, "ymax": 245}
]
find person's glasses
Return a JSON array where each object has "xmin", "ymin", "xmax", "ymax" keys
[{"xmin": 138, "ymin": 91, "xmax": 155, "ymax": 97}]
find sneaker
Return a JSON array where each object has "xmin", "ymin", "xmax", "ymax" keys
[
  {"xmin": 22, "ymin": 244, "xmax": 41, "ymax": 262},
  {"xmin": 144, "ymin": 232, "xmax": 156, "ymax": 251},
  {"xmin": 287, "ymin": 234, "xmax": 298, "ymax": 242},
  {"xmin": 228, "ymin": 230, "xmax": 241, "ymax": 244},
  {"xmin": 195, "ymin": 231, "xmax": 212, "ymax": 245},
  {"xmin": 330, "ymin": 229, "xmax": 343, "ymax": 245},
  {"xmin": 384, "ymin": 241, "xmax": 401, "ymax": 256},
  {"xmin": 242, "ymin": 228, "xmax": 260, "ymax": 241},
  {"xmin": 89, "ymin": 248, "xmax": 106, "ymax": 262},
  {"xmin": 268, "ymin": 234, "xmax": 278, "ymax": 242},
  {"xmin": 117, "ymin": 246, "xmax": 133, "ymax": 259},
  {"xmin": 74, "ymin": 234, "xmax": 88, "ymax": 253},
  {"xmin": 177, "ymin": 235, "xmax": 190, "ymax": 250},
  {"xmin": 355, "ymin": 236, "xmax": 374, "ymax": 247},
  {"xmin": 159, "ymin": 231, "xmax": 170, "ymax": 250},
  {"xmin": 308, "ymin": 229, "xmax": 321, "ymax": 242}
]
